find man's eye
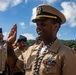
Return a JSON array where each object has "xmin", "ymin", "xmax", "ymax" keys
[{"xmin": 41, "ymin": 24, "xmax": 46, "ymax": 26}]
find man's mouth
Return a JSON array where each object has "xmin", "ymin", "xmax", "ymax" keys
[{"xmin": 37, "ymin": 30, "xmax": 42, "ymax": 35}]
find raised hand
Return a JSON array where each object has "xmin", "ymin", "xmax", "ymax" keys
[
  {"xmin": 6, "ymin": 24, "xmax": 17, "ymax": 44},
  {"xmin": 6, "ymin": 24, "xmax": 18, "ymax": 74}
]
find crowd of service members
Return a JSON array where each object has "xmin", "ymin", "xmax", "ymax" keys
[{"xmin": 0, "ymin": 4, "xmax": 76, "ymax": 75}]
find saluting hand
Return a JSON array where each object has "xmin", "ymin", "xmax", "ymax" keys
[{"xmin": 6, "ymin": 24, "xmax": 17, "ymax": 44}]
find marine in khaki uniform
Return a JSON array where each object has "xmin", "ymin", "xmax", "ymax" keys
[
  {"xmin": 0, "ymin": 24, "xmax": 17, "ymax": 75},
  {"xmin": 0, "ymin": 28, "xmax": 7, "ymax": 75},
  {"xmin": 5, "ymin": 25, "xmax": 27, "ymax": 75},
  {"xmin": 8, "ymin": 4, "xmax": 76, "ymax": 75},
  {"xmin": 6, "ymin": 24, "xmax": 17, "ymax": 75},
  {"xmin": 22, "ymin": 4, "xmax": 76, "ymax": 75},
  {"xmin": 13, "ymin": 35, "xmax": 27, "ymax": 75}
]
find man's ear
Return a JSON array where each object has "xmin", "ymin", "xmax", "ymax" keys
[{"xmin": 53, "ymin": 23, "xmax": 60, "ymax": 33}]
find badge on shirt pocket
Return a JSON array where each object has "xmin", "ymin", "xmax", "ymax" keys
[{"xmin": 42, "ymin": 57, "xmax": 57, "ymax": 73}]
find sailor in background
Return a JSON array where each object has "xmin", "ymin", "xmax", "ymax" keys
[
  {"xmin": 12, "ymin": 35, "xmax": 27, "ymax": 75},
  {"xmin": 0, "ymin": 28, "xmax": 7, "ymax": 75}
]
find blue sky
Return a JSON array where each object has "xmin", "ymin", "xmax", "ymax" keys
[{"xmin": 0, "ymin": 0, "xmax": 76, "ymax": 40}]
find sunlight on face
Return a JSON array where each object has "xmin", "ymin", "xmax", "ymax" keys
[{"xmin": 36, "ymin": 19, "xmax": 56, "ymax": 40}]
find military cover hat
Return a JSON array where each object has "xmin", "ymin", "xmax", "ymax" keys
[
  {"xmin": 17, "ymin": 35, "xmax": 27, "ymax": 42},
  {"xmin": 32, "ymin": 4, "xmax": 66, "ymax": 24},
  {"xmin": 0, "ymin": 28, "xmax": 2, "ymax": 33}
]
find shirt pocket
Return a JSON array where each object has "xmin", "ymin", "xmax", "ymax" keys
[
  {"xmin": 43, "ymin": 64, "xmax": 57, "ymax": 74},
  {"xmin": 42, "ymin": 57, "xmax": 57, "ymax": 74}
]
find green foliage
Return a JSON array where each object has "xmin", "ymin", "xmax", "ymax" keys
[
  {"xmin": 27, "ymin": 39, "xmax": 76, "ymax": 49},
  {"xmin": 61, "ymin": 40, "xmax": 76, "ymax": 48},
  {"xmin": 27, "ymin": 40, "xmax": 35, "ymax": 46}
]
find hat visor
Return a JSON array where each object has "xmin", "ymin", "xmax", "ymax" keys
[
  {"xmin": 32, "ymin": 17, "xmax": 50, "ymax": 23},
  {"xmin": 17, "ymin": 39, "xmax": 27, "ymax": 42}
]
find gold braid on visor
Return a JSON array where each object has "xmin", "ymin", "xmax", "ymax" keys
[{"xmin": 36, "ymin": 15, "xmax": 57, "ymax": 19}]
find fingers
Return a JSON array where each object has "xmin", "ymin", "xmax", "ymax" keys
[
  {"xmin": 6, "ymin": 24, "xmax": 17, "ymax": 43},
  {"xmin": 8, "ymin": 24, "xmax": 17, "ymax": 38},
  {"xmin": 7, "ymin": 32, "xmax": 16, "ymax": 43},
  {"xmin": 11, "ymin": 24, "xmax": 17, "ymax": 31}
]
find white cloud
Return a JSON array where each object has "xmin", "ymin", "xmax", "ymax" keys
[
  {"xmin": 31, "ymin": 7, "xmax": 36, "ymax": 20},
  {"xmin": 3, "ymin": 32, "xmax": 36, "ymax": 40},
  {"xmin": 57, "ymin": 32, "xmax": 61, "ymax": 37},
  {"xmin": 0, "ymin": 0, "xmax": 10, "ymax": 11},
  {"xmin": 0, "ymin": 0, "xmax": 57, "ymax": 12},
  {"xmin": 41, "ymin": 0, "xmax": 58, "ymax": 4},
  {"xmin": 22, "ymin": 33, "xmax": 35, "ymax": 40},
  {"xmin": 11, "ymin": 0, "xmax": 23, "ymax": 7},
  {"xmin": 3, "ymin": 32, "xmax": 35, "ymax": 40},
  {"xmin": 19, "ymin": 22, "xmax": 25, "ymax": 26},
  {"xmin": 61, "ymin": 2, "xmax": 76, "ymax": 27},
  {"xmin": 3, "ymin": 32, "xmax": 8, "ymax": 40},
  {"xmin": 30, "ymin": 7, "xmax": 36, "ymax": 25},
  {"xmin": 19, "ymin": 22, "xmax": 26, "ymax": 29},
  {"xmin": 0, "ymin": 0, "xmax": 23, "ymax": 11}
]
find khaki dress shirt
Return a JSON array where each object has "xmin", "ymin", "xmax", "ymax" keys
[
  {"xmin": 0, "ymin": 44, "xmax": 7, "ymax": 72},
  {"xmin": 16, "ymin": 39, "xmax": 76, "ymax": 75},
  {"xmin": 13, "ymin": 47, "xmax": 27, "ymax": 73}
]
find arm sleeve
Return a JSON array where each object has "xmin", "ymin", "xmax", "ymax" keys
[{"xmin": 62, "ymin": 49, "xmax": 76, "ymax": 75}]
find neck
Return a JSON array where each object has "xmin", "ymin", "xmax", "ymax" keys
[
  {"xmin": 19, "ymin": 46, "xmax": 26, "ymax": 49},
  {"xmin": 42, "ymin": 37, "xmax": 57, "ymax": 46}
]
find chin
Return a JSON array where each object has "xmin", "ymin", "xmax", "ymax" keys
[{"xmin": 38, "ymin": 35, "xmax": 42, "ymax": 38}]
